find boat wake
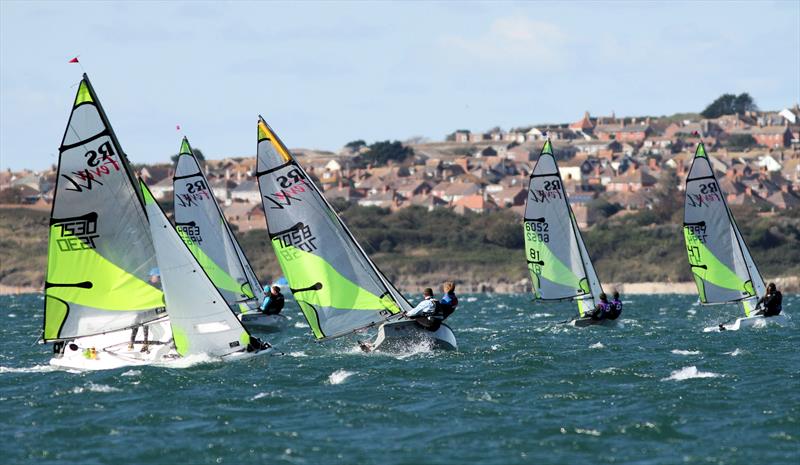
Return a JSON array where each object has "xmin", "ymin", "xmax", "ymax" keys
[
  {"xmin": 0, "ymin": 364, "xmax": 57, "ymax": 374},
  {"xmin": 156, "ymin": 353, "xmax": 220, "ymax": 369}
]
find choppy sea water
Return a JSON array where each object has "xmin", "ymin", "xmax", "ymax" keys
[{"xmin": 1, "ymin": 293, "xmax": 798, "ymax": 465}]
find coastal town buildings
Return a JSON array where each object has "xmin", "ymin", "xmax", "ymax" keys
[{"xmin": 3, "ymin": 106, "xmax": 799, "ymax": 231}]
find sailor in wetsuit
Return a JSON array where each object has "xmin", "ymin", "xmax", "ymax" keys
[
  {"xmin": 586, "ymin": 293, "xmax": 611, "ymax": 320},
  {"xmin": 607, "ymin": 291, "xmax": 623, "ymax": 320},
  {"xmin": 406, "ymin": 288, "xmax": 441, "ymax": 331},
  {"xmin": 755, "ymin": 283, "xmax": 783, "ymax": 317},
  {"xmin": 260, "ymin": 286, "xmax": 285, "ymax": 315},
  {"xmin": 438, "ymin": 281, "xmax": 458, "ymax": 320}
]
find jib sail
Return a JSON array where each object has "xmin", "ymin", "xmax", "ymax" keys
[
  {"xmin": 255, "ymin": 117, "xmax": 409, "ymax": 340},
  {"xmin": 142, "ymin": 181, "xmax": 252, "ymax": 356}
]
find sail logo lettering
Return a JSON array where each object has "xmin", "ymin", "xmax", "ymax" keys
[
  {"xmin": 277, "ymin": 169, "xmax": 306, "ymax": 188},
  {"xmin": 62, "ymin": 141, "xmax": 121, "ymax": 192},
  {"xmin": 55, "ymin": 217, "xmax": 99, "ymax": 251},
  {"xmin": 687, "ymin": 182, "xmax": 721, "ymax": 207},
  {"xmin": 528, "ymin": 187, "xmax": 563, "ymax": 203},
  {"xmin": 265, "ymin": 180, "xmax": 311, "ymax": 209},
  {"xmin": 274, "ymin": 225, "xmax": 317, "ymax": 253}
]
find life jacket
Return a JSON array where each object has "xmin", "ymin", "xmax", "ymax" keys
[
  {"xmin": 592, "ymin": 301, "xmax": 610, "ymax": 320},
  {"xmin": 440, "ymin": 292, "xmax": 458, "ymax": 319}
]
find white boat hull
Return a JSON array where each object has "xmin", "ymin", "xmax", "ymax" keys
[
  {"xmin": 371, "ymin": 320, "xmax": 457, "ymax": 351},
  {"xmin": 49, "ymin": 319, "xmax": 178, "ymax": 371},
  {"xmin": 238, "ymin": 312, "xmax": 290, "ymax": 333},
  {"xmin": 569, "ymin": 317, "xmax": 622, "ymax": 328},
  {"xmin": 704, "ymin": 313, "xmax": 789, "ymax": 332}
]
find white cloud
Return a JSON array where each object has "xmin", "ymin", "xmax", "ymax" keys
[{"xmin": 438, "ymin": 17, "xmax": 568, "ymax": 68}]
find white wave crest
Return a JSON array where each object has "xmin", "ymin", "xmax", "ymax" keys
[
  {"xmin": 71, "ymin": 382, "xmax": 122, "ymax": 393},
  {"xmin": 327, "ymin": 369, "xmax": 355, "ymax": 385},
  {"xmin": 671, "ymin": 349, "xmax": 701, "ymax": 356},
  {"xmin": 121, "ymin": 369, "xmax": 141, "ymax": 377},
  {"xmin": 574, "ymin": 428, "xmax": 602, "ymax": 436},
  {"xmin": 288, "ymin": 351, "xmax": 307, "ymax": 357},
  {"xmin": 589, "ymin": 342, "xmax": 604, "ymax": 349},
  {"xmin": 662, "ymin": 366, "xmax": 721, "ymax": 381},
  {"xmin": 251, "ymin": 392, "xmax": 273, "ymax": 400},
  {"xmin": 726, "ymin": 348, "xmax": 744, "ymax": 357},
  {"xmin": 294, "ymin": 322, "xmax": 309, "ymax": 329},
  {"xmin": 0, "ymin": 364, "xmax": 56, "ymax": 374},
  {"xmin": 530, "ymin": 312, "xmax": 554, "ymax": 318},
  {"xmin": 466, "ymin": 297, "xmax": 478, "ymax": 303}
]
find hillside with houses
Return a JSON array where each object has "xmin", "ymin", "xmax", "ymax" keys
[{"xmin": 2, "ymin": 102, "xmax": 799, "ymax": 292}]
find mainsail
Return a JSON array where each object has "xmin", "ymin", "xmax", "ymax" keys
[
  {"xmin": 255, "ymin": 117, "xmax": 409, "ymax": 340},
  {"xmin": 142, "ymin": 181, "xmax": 252, "ymax": 357},
  {"xmin": 172, "ymin": 137, "xmax": 265, "ymax": 312},
  {"xmin": 523, "ymin": 140, "xmax": 603, "ymax": 316},
  {"xmin": 44, "ymin": 74, "xmax": 164, "ymax": 342},
  {"xmin": 683, "ymin": 142, "xmax": 765, "ymax": 315}
]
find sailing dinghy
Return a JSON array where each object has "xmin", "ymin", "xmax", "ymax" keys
[
  {"xmin": 683, "ymin": 143, "xmax": 787, "ymax": 332},
  {"xmin": 523, "ymin": 141, "xmax": 614, "ymax": 327},
  {"xmin": 46, "ymin": 75, "xmax": 271, "ymax": 371},
  {"xmin": 173, "ymin": 137, "xmax": 287, "ymax": 332},
  {"xmin": 254, "ymin": 117, "xmax": 456, "ymax": 350},
  {"xmin": 45, "ymin": 74, "xmax": 177, "ymax": 370}
]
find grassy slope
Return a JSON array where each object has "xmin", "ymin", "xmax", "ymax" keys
[{"xmin": 2, "ymin": 204, "xmax": 798, "ymax": 289}]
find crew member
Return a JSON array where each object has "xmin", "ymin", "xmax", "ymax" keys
[
  {"xmin": 406, "ymin": 288, "xmax": 440, "ymax": 331},
  {"xmin": 756, "ymin": 283, "xmax": 783, "ymax": 317},
  {"xmin": 260, "ymin": 286, "xmax": 285, "ymax": 315},
  {"xmin": 608, "ymin": 291, "xmax": 623, "ymax": 320},
  {"xmin": 439, "ymin": 281, "xmax": 458, "ymax": 320},
  {"xmin": 587, "ymin": 293, "xmax": 611, "ymax": 320}
]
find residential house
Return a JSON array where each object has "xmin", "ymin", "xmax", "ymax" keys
[
  {"xmin": 452, "ymin": 194, "xmax": 498, "ymax": 214},
  {"xmin": 442, "ymin": 182, "xmax": 482, "ymax": 203},
  {"xmin": 489, "ymin": 186, "xmax": 527, "ymax": 207},
  {"xmin": 230, "ymin": 180, "xmax": 261, "ymax": 203}
]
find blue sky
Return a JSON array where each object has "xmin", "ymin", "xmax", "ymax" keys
[{"xmin": 1, "ymin": 1, "xmax": 798, "ymax": 170}]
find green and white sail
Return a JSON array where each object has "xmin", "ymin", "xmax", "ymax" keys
[
  {"xmin": 173, "ymin": 137, "xmax": 265, "ymax": 312},
  {"xmin": 142, "ymin": 181, "xmax": 252, "ymax": 357},
  {"xmin": 255, "ymin": 117, "xmax": 408, "ymax": 340},
  {"xmin": 523, "ymin": 140, "xmax": 603, "ymax": 316},
  {"xmin": 44, "ymin": 74, "xmax": 164, "ymax": 342},
  {"xmin": 683, "ymin": 142, "xmax": 765, "ymax": 315}
]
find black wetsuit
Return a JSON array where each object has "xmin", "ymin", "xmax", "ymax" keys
[
  {"xmin": 758, "ymin": 291, "xmax": 783, "ymax": 317},
  {"xmin": 262, "ymin": 293, "xmax": 285, "ymax": 315},
  {"xmin": 607, "ymin": 299, "xmax": 623, "ymax": 320}
]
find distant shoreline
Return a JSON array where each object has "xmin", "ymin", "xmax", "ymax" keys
[{"xmin": 3, "ymin": 279, "xmax": 797, "ymax": 296}]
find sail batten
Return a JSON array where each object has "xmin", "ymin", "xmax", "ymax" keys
[
  {"xmin": 44, "ymin": 75, "xmax": 164, "ymax": 341},
  {"xmin": 683, "ymin": 142, "xmax": 764, "ymax": 310},
  {"xmin": 523, "ymin": 141, "xmax": 603, "ymax": 313},
  {"xmin": 256, "ymin": 117, "xmax": 404, "ymax": 340},
  {"xmin": 173, "ymin": 138, "xmax": 265, "ymax": 310}
]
